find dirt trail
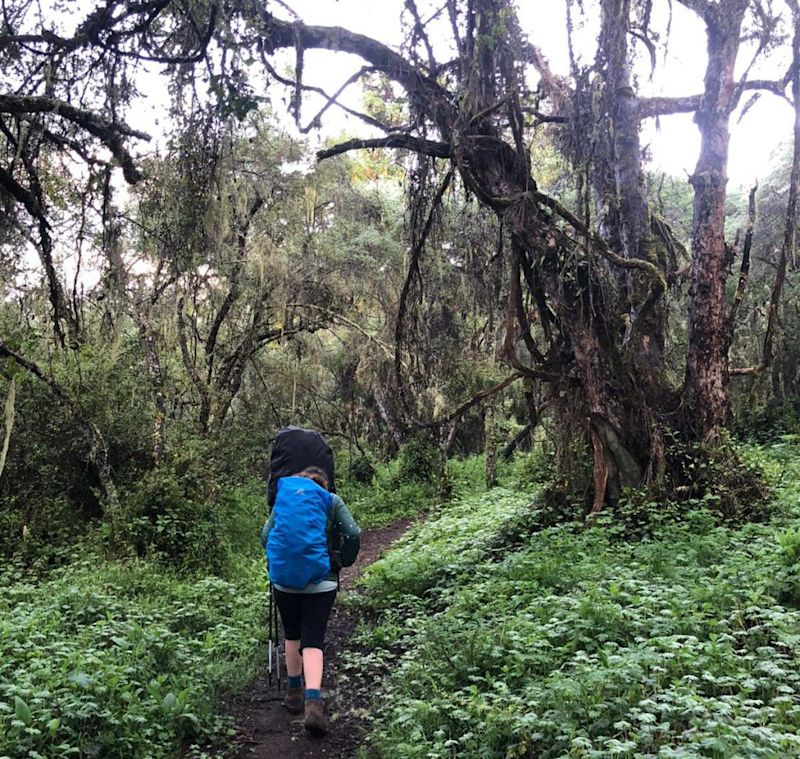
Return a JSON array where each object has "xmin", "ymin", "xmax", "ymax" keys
[{"xmin": 230, "ymin": 519, "xmax": 413, "ymax": 759}]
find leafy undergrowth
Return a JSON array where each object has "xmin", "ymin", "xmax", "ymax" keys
[
  {"xmin": 340, "ymin": 464, "xmax": 439, "ymax": 529},
  {"xmin": 0, "ymin": 560, "xmax": 266, "ymax": 757},
  {"xmin": 0, "ymin": 552, "xmax": 268, "ymax": 758},
  {"xmin": 341, "ymin": 446, "xmax": 527, "ymax": 530},
  {"xmin": 340, "ymin": 448, "xmax": 468, "ymax": 529},
  {"xmin": 349, "ymin": 441, "xmax": 800, "ymax": 758}
]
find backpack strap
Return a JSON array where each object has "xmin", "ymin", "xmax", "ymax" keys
[{"xmin": 326, "ymin": 498, "xmax": 342, "ymax": 576}]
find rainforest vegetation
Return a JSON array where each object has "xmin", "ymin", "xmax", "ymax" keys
[{"xmin": 1, "ymin": 0, "xmax": 800, "ymax": 756}]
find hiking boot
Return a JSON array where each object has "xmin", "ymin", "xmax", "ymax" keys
[
  {"xmin": 282, "ymin": 686, "xmax": 304, "ymax": 715},
  {"xmin": 303, "ymin": 699, "xmax": 329, "ymax": 736}
]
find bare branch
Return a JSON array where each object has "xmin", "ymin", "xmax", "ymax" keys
[
  {"xmin": 395, "ymin": 169, "xmax": 453, "ymax": 419},
  {"xmin": 676, "ymin": 0, "xmax": 715, "ymax": 20},
  {"xmin": 317, "ymin": 135, "xmax": 451, "ymax": 160},
  {"xmin": 97, "ymin": 3, "xmax": 218, "ymax": 64},
  {"xmin": 532, "ymin": 190, "xmax": 666, "ymax": 287},
  {"xmin": 258, "ymin": 51, "xmax": 392, "ymax": 133},
  {"xmin": 300, "ymin": 66, "xmax": 380, "ymax": 133},
  {"xmin": 640, "ymin": 80, "xmax": 788, "ymax": 118},
  {"xmin": 731, "ymin": 5, "xmax": 800, "ymax": 377},
  {"xmin": 258, "ymin": 12, "xmax": 456, "ymax": 129},
  {"xmin": 204, "ymin": 195, "xmax": 264, "ymax": 383},
  {"xmin": 0, "ymin": 1, "xmax": 216, "ymax": 65},
  {"xmin": 404, "ymin": 0, "xmax": 437, "ymax": 72},
  {"xmin": 287, "ymin": 302, "xmax": 399, "ymax": 361},
  {"xmin": 727, "ymin": 184, "xmax": 757, "ymax": 332},
  {"xmin": 0, "ymin": 163, "xmax": 44, "ymax": 220},
  {"xmin": 0, "ymin": 95, "xmax": 150, "ymax": 183}
]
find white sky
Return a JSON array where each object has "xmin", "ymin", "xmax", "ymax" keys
[
  {"xmin": 34, "ymin": 0, "xmax": 798, "ymax": 291},
  {"xmin": 51, "ymin": 0, "xmax": 796, "ymax": 188},
  {"xmin": 252, "ymin": 0, "xmax": 794, "ymax": 190}
]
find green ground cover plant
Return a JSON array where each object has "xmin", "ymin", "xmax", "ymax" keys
[
  {"xmin": 340, "ymin": 445, "xmax": 526, "ymax": 530},
  {"xmin": 0, "ymin": 477, "xmax": 273, "ymax": 759},
  {"xmin": 339, "ymin": 440, "xmax": 453, "ymax": 529},
  {"xmin": 0, "ymin": 554, "xmax": 268, "ymax": 759},
  {"xmin": 350, "ymin": 441, "xmax": 800, "ymax": 758}
]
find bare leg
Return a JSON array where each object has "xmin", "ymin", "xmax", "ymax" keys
[
  {"xmin": 284, "ymin": 639, "xmax": 302, "ymax": 678},
  {"xmin": 302, "ymin": 647, "xmax": 324, "ymax": 690}
]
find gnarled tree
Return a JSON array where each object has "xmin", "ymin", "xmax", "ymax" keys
[{"xmin": 245, "ymin": 0, "xmax": 795, "ymax": 508}]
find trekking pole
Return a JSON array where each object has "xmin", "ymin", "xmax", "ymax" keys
[
  {"xmin": 273, "ymin": 583, "xmax": 282, "ymax": 690},
  {"xmin": 267, "ymin": 582, "xmax": 274, "ymax": 688},
  {"xmin": 267, "ymin": 582, "xmax": 282, "ymax": 691}
]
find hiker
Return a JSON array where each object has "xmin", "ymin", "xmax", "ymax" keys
[{"xmin": 261, "ymin": 466, "xmax": 361, "ymax": 736}]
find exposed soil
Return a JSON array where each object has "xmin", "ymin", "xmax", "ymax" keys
[{"xmin": 228, "ymin": 519, "xmax": 414, "ymax": 759}]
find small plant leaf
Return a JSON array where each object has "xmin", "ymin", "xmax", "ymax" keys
[{"xmin": 14, "ymin": 696, "xmax": 32, "ymax": 726}]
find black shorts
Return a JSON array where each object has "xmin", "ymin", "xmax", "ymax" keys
[{"xmin": 273, "ymin": 588, "xmax": 337, "ymax": 651}]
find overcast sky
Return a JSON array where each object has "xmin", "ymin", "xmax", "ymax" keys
[
  {"xmin": 33, "ymin": 0, "xmax": 795, "ymax": 293},
  {"xmin": 54, "ymin": 0, "xmax": 792, "ymax": 187},
  {"xmin": 261, "ymin": 0, "xmax": 794, "ymax": 189}
]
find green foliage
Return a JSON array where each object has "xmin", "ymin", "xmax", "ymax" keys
[
  {"xmin": 0, "ymin": 338, "xmax": 152, "ymax": 562},
  {"xmin": 336, "ymin": 438, "xmax": 456, "ymax": 529},
  {"xmin": 735, "ymin": 399, "xmax": 800, "ymax": 444},
  {"xmin": 339, "ymin": 455, "xmax": 440, "ymax": 530},
  {"xmin": 663, "ymin": 432, "xmax": 771, "ymax": 522},
  {"xmin": 0, "ymin": 495, "xmax": 81, "ymax": 571},
  {"xmin": 534, "ymin": 429, "xmax": 773, "ymax": 527},
  {"xmin": 349, "ymin": 453, "xmax": 377, "ymax": 484},
  {"xmin": 117, "ymin": 465, "xmax": 264, "ymax": 575},
  {"xmin": 507, "ymin": 441, "xmax": 559, "ymax": 489},
  {"xmin": 396, "ymin": 437, "xmax": 445, "ymax": 486},
  {"xmin": 588, "ymin": 442, "xmax": 775, "ymax": 540},
  {"xmin": 0, "ymin": 553, "xmax": 268, "ymax": 758},
  {"xmin": 349, "ymin": 442, "xmax": 800, "ymax": 758},
  {"xmin": 357, "ymin": 486, "xmax": 535, "ymax": 606}
]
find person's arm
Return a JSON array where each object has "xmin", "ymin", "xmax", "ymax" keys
[
  {"xmin": 260, "ymin": 511, "xmax": 275, "ymax": 549},
  {"xmin": 331, "ymin": 495, "xmax": 360, "ymax": 567}
]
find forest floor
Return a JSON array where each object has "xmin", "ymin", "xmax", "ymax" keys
[{"xmin": 228, "ymin": 518, "xmax": 414, "ymax": 759}]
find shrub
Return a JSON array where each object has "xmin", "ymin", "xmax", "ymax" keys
[
  {"xmin": 395, "ymin": 436, "xmax": 444, "ymax": 486},
  {"xmin": 735, "ymin": 399, "xmax": 800, "ymax": 443},
  {"xmin": 349, "ymin": 453, "xmax": 377, "ymax": 484},
  {"xmin": 118, "ymin": 467, "xmax": 223, "ymax": 573},
  {"xmin": 663, "ymin": 430, "xmax": 770, "ymax": 522}
]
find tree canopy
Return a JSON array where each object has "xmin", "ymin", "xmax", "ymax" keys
[{"xmin": 1, "ymin": 0, "xmax": 799, "ymax": 523}]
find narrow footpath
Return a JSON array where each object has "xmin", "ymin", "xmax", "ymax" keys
[{"xmin": 230, "ymin": 519, "xmax": 413, "ymax": 759}]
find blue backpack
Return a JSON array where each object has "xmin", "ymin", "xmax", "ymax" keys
[{"xmin": 266, "ymin": 476, "xmax": 334, "ymax": 589}]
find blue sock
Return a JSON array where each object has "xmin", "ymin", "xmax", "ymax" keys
[
  {"xmin": 305, "ymin": 688, "xmax": 322, "ymax": 702},
  {"xmin": 287, "ymin": 675, "xmax": 302, "ymax": 689}
]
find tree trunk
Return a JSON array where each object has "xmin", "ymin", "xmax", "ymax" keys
[
  {"xmin": 177, "ymin": 296, "xmax": 212, "ymax": 434},
  {"xmin": 684, "ymin": 1, "xmax": 748, "ymax": 441},
  {"xmin": 260, "ymin": 0, "xmax": 756, "ymax": 507},
  {"xmin": 0, "ymin": 379, "xmax": 15, "ymax": 481},
  {"xmin": 374, "ymin": 383, "xmax": 404, "ymax": 453},
  {"xmin": 600, "ymin": 0, "xmax": 666, "ymax": 378},
  {"xmin": 502, "ymin": 421, "xmax": 533, "ymax": 461},
  {"xmin": 443, "ymin": 420, "xmax": 459, "ymax": 457},
  {"xmin": 484, "ymin": 401, "xmax": 497, "ymax": 489},
  {"xmin": 137, "ymin": 311, "xmax": 167, "ymax": 466}
]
